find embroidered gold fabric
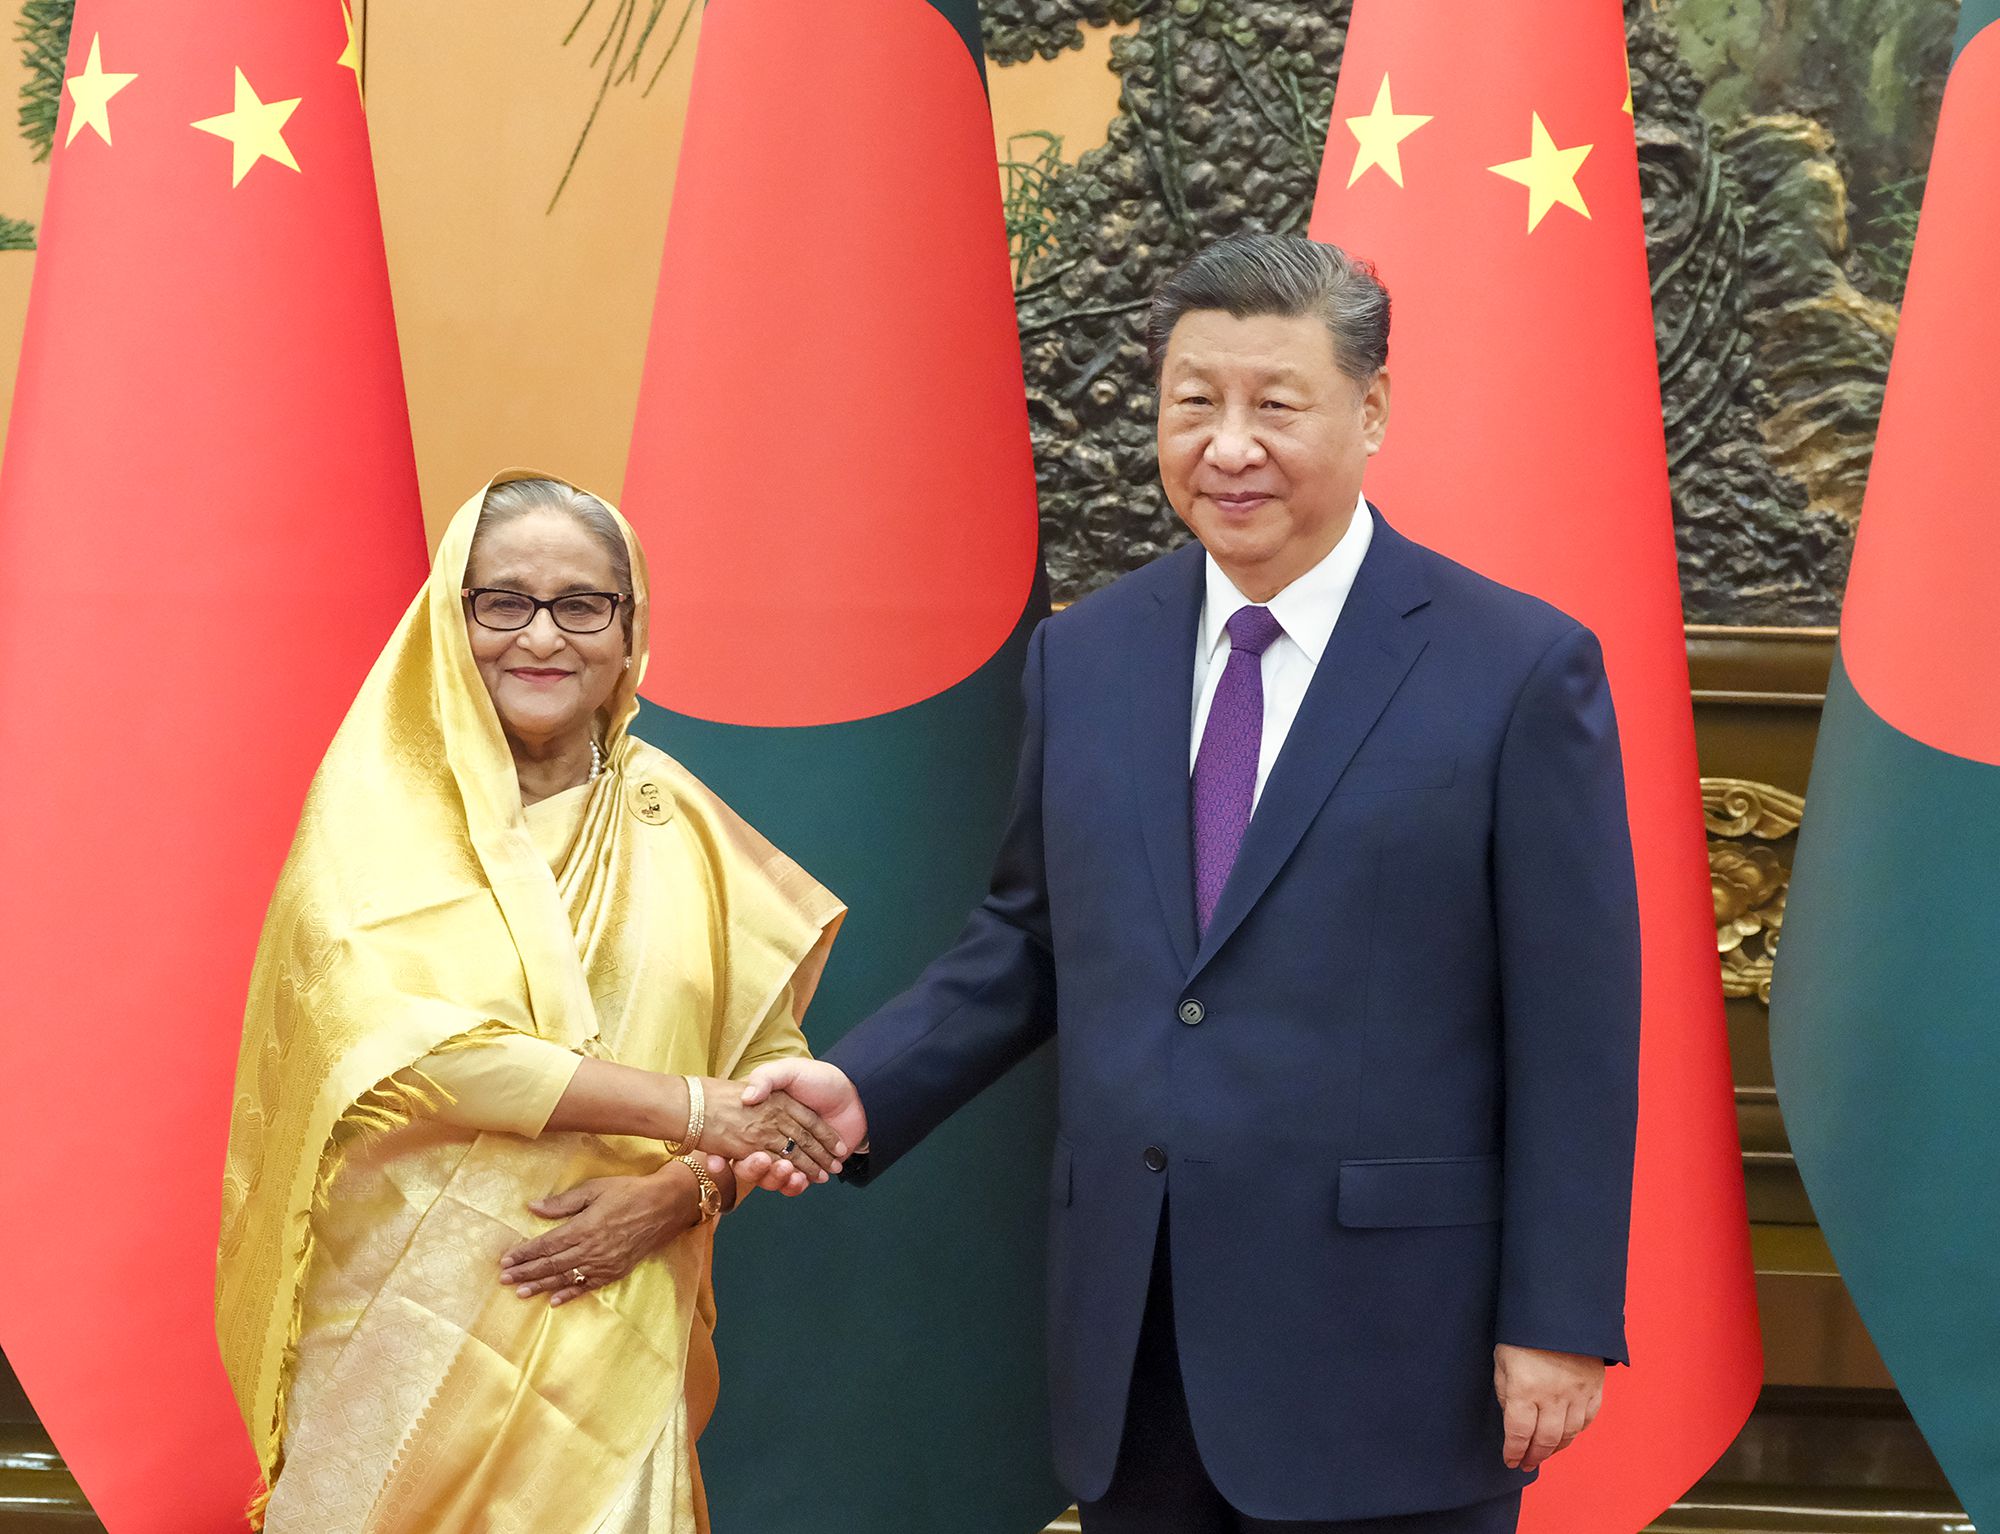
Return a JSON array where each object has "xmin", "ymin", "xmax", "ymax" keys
[
  {"xmin": 409, "ymin": 1024, "xmax": 581, "ymax": 1138},
  {"xmin": 216, "ymin": 472, "xmax": 843, "ymax": 1532}
]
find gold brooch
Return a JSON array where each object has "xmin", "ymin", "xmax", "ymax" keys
[{"xmin": 628, "ymin": 779, "xmax": 673, "ymax": 825}]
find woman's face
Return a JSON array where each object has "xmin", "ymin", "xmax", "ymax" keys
[{"xmin": 463, "ymin": 508, "xmax": 629, "ymax": 754}]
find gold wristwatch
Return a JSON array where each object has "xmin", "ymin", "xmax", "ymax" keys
[{"xmin": 677, "ymin": 1153, "xmax": 722, "ymax": 1223}]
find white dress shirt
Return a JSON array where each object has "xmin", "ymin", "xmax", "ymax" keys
[{"xmin": 1190, "ymin": 494, "xmax": 1374, "ymax": 810}]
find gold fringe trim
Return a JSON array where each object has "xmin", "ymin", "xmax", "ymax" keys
[{"xmin": 251, "ymin": 1019, "xmax": 546, "ymax": 1526}]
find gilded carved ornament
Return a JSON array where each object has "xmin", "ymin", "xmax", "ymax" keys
[{"xmin": 1704, "ymin": 778, "xmax": 1803, "ymax": 1006}]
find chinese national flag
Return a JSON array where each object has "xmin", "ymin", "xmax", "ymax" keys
[
  {"xmin": 0, "ymin": 2, "xmax": 425, "ymax": 1528},
  {"xmin": 1310, "ymin": 4, "xmax": 1762, "ymax": 1530}
]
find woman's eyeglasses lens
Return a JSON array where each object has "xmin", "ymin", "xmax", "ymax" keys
[{"xmin": 470, "ymin": 590, "xmax": 619, "ymax": 634}]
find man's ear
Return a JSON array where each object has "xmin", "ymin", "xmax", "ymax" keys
[{"xmin": 1363, "ymin": 369, "xmax": 1392, "ymax": 454}]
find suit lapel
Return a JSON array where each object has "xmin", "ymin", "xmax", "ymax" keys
[
  {"xmin": 1126, "ymin": 545, "xmax": 1205, "ymax": 973},
  {"xmin": 1189, "ymin": 513, "xmax": 1432, "ymax": 981}
]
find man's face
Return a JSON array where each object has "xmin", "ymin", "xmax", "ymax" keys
[{"xmin": 1156, "ymin": 308, "xmax": 1390, "ymax": 601}]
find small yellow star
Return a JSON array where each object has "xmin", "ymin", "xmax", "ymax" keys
[
  {"xmin": 192, "ymin": 69, "xmax": 302, "ymax": 187},
  {"xmin": 1343, "ymin": 74, "xmax": 1433, "ymax": 189},
  {"xmin": 63, "ymin": 33, "xmax": 137, "ymax": 149},
  {"xmin": 338, "ymin": 2, "xmax": 362, "ymax": 100},
  {"xmin": 1487, "ymin": 112, "xmax": 1593, "ymax": 232}
]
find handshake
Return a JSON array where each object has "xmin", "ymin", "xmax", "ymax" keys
[
  {"xmin": 498, "ymin": 1058, "xmax": 868, "ymax": 1306},
  {"xmin": 725, "ymin": 1059, "xmax": 868, "ymax": 1197}
]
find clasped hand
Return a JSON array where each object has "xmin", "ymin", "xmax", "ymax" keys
[
  {"xmin": 689, "ymin": 1075, "xmax": 851, "ymax": 1181},
  {"xmin": 727, "ymin": 1060, "xmax": 870, "ymax": 1197}
]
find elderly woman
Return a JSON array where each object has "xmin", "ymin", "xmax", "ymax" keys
[{"xmin": 216, "ymin": 473, "xmax": 850, "ymax": 1533}]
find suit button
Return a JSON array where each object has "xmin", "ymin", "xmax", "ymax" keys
[
  {"xmin": 1178, "ymin": 999, "xmax": 1205, "ymax": 1026},
  {"xmin": 1144, "ymin": 1146, "xmax": 1168, "ymax": 1172}
]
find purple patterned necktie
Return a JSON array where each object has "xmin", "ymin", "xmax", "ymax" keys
[{"xmin": 1192, "ymin": 604, "xmax": 1286, "ymax": 935}]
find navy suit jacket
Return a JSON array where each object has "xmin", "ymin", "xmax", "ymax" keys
[{"xmin": 826, "ymin": 511, "xmax": 1641, "ymax": 1521}]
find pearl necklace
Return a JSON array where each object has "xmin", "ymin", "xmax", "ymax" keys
[{"xmin": 589, "ymin": 739, "xmax": 604, "ymax": 783}]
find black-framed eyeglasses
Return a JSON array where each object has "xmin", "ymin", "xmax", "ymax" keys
[{"xmin": 462, "ymin": 587, "xmax": 628, "ymax": 634}]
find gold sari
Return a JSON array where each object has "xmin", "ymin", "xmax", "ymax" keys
[{"xmin": 216, "ymin": 473, "xmax": 843, "ymax": 1533}]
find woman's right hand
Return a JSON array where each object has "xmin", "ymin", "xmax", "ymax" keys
[{"xmin": 692, "ymin": 1077, "xmax": 847, "ymax": 1180}]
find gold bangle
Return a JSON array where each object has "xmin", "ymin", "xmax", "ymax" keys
[
  {"xmin": 678, "ymin": 1153, "xmax": 722, "ymax": 1223},
  {"xmin": 664, "ymin": 1074, "xmax": 705, "ymax": 1155}
]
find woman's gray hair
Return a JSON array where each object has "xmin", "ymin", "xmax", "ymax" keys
[
  {"xmin": 1146, "ymin": 233, "xmax": 1391, "ymax": 384},
  {"xmin": 471, "ymin": 476, "xmax": 635, "ymax": 640}
]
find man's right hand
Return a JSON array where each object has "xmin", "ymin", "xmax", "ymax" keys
[{"xmin": 734, "ymin": 1061, "xmax": 867, "ymax": 1197}]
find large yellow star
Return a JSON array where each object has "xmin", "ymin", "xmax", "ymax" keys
[
  {"xmin": 1343, "ymin": 74, "xmax": 1433, "ymax": 189},
  {"xmin": 63, "ymin": 33, "xmax": 137, "ymax": 149},
  {"xmin": 192, "ymin": 69, "xmax": 302, "ymax": 187},
  {"xmin": 338, "ymin": 2, "xmax": 362, "ymax": 100},
  {"xmin": 1487, "ymin": 112, "xmax": 1593, "ymax": 231}
]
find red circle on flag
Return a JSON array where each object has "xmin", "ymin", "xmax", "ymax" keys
[
  {"xmin": 1839, "ymin": 28, "xmax": 2000, "ymax": 765},
  {"xmin": 623, "ymin": 0, "xmax": 1039, "ymax": 727}
]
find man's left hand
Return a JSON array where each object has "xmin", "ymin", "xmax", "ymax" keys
[{"xmin": 1493, "ymin": 1343, "xmax": 1604, "ymax": 1471}]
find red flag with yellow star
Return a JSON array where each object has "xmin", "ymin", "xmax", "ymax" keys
[
  {"xmin": 1311, "ymin": 4, "xmax": 1761, "ymax": 1529},
  {"xmin": 0, "ymin": 1, "xmax": 424, "ymax": 1527}
]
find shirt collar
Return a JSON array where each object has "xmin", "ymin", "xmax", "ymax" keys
[{"xmin": 1200, "ymin": 493, "xmax": 1374, "ymax": 666}]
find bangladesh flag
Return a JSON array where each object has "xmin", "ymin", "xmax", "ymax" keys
[
  {"xmin": 1770, "ymin": 5, "xmax": 2000, "ymax": 1526},
  {"xmin": 616, "ymin": 1, "xmax": 1064, "ymax": 1530}
]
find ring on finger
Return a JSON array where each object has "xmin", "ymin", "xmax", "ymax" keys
[
  {"xmin": 782, "ymin": 1137, "xmax": 797, "ymax": 1156},
  {"xmin": 569, "ymin": 1267, "xmax": 588, "ymax": 1288}
]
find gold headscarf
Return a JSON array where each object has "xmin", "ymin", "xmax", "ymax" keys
[{"xmin": 216, "ymin": 472, "xmax": 842, "ymax": 1527}]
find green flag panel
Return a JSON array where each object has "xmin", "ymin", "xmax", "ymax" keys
[
  {"xmin": 635, "ymin": 600, "xmax": 1066, "ymax": 1534},
  {"xmin": 1954, "ymin": 0, "xmax": 2000, "ymax": 62},
  {"xmin": 1772, "ymin": 653, "xmax": 2000, "ymax": 1528}
]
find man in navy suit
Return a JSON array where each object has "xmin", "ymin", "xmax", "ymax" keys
[{"xmin": 739, "ymin": 233, "xmax": 1641, "ymax": 1532}]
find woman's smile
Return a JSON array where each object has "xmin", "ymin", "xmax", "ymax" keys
[{"xmin": 462, "ymin": 501, "xmax": 631, "ymax": 772}]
